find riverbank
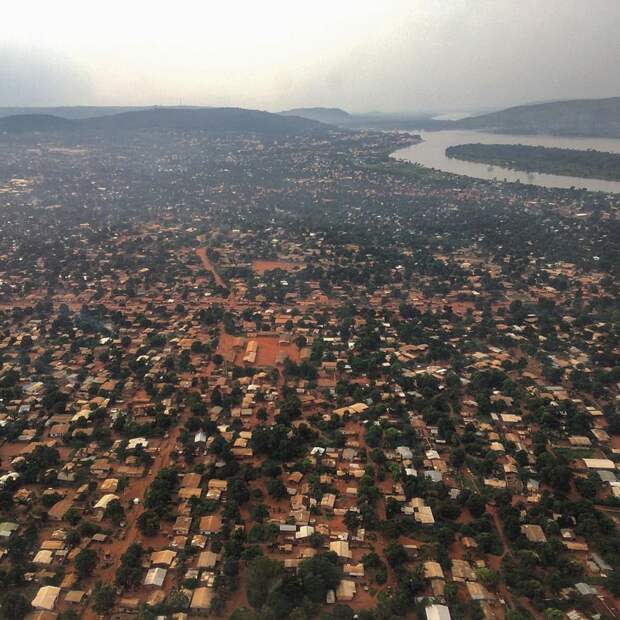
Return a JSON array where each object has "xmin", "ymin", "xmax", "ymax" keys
[
  {"xmin": 391, "ymin": 130, "xmax": 620, "ymax": 193},
  {"xmin": 445, "ymin": 142, "xmax": 620, "ymax": 182}
]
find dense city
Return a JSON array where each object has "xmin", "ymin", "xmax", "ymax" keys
[{"xmin": 0, "ymin": 122, "xmax": 619, "ymax": 620}]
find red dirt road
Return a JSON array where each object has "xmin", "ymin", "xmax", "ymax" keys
[{"xmin": 196, "ymin": 247, "xmax": 226, "ymax": 288}]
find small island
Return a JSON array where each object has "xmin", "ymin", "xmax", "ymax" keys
[{"xmin": 445, "ymin": 142, "xmax": 620, "ymax": 181}]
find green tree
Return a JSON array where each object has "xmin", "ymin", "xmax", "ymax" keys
[
  {"xmin": 384, "ymin": 542, "xmax": 408, "ymax": 568},
  {"xmin": 165, "ymin": 589, "xmax": 189, "ymax": 612},
  {"xmin": 0, "ymin": 592, "xmax": 32, "ymax": 620},
  {"xmin": 104, "ymin": 499, "xmax": 125, "ymax": 526},
  {"xmin": 246, "ymin": 556, "xmax": 284, "ymax": 609},
  {"xmin": 116, "ymin": 543, "xmax": 144, "ymax": 588},
  {"xmin": 267, "ymin": 478, "xmax": 288, "ymax": 500},
  {"xmin": 92, "ymin": 583, "xmax": 116, "ymax": 615},
  {"xmin": 298, "ymin": 552, "xmax": 342, "ymax": 603},
  {"xmin": 475, "ymin": 567, "xmax": 499, "ymax": 589},
  {"xmin": 63, "ymin": 507, "xmax": 82, "ymax": 526},
  {"xmin": 466, "ymin": 493, "xmax": 487, "ymax": 518},
  {"xmin": 137, "ymin": 510, "xmax": 160, "ymax": 537},
  {"xmin": 75, "ymin": 548, "xmax": 98, "ymax": 578}
]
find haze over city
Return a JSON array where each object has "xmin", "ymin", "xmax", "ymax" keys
[
  {"xmin": 1, "ymin": 3, "xmax": 620, "ymax": 620},
  {"xmin": 2, "ymin": 0, "xmax": 620, "ymax": 113}
]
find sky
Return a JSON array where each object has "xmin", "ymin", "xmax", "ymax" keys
[{"xmin": 1, "ymin": 0, "xmax": 619, "ymax": 115}]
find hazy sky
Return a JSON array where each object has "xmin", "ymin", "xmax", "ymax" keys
[{"xmin": 2, "ymin": 0, "xmax": 619, "ymax": 114}]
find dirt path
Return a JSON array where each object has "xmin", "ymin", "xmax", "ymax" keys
[
  {"xmin": 81, "ymin": 424, "xmax": 182, "ymax": 620},
  {"xmin": 487, "ymin": 505, "xmax": 510, "ymax": 559},
  {"xmin": 196, "ymin": 247, "xmax": 226, "ymax": 289},
  {"xmin": 487, "ymin": 506, "xmax": 542, "ymax": 619}
]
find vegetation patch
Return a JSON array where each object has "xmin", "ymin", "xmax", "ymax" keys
[{"xmin": 446, "ymin": 143, "xmax": 620, "ymax": 181}]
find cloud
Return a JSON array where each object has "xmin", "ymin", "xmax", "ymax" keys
[
  {"xmin": 0, "ymin": 1, "xmax": 618, "ymax": 114},
  {"xmin": 280, "ymin": 0, "xmax": 620, "ymax": 114},
  {"xmin": 0, "ymin": 46, "xmax": 93, "ymax": 106}
]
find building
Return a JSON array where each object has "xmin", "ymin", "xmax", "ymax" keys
[
  {"xmin": 31, "ymin": 586, "xmax": 60, "ymax": 611},
  {"xmin": 426, "ymin": 604, "xmax": 451, "ymax": 620}
]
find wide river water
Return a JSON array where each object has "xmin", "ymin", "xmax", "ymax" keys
[{"xmin": 391, "ymin": 130, "xmax": 620, "ymax": 193}]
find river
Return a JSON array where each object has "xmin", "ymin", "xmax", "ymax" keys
[{"xmin": 391, "ymin": 129, "xmax": 620, "ymax": 193}]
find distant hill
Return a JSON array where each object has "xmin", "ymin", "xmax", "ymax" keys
[
  {"xmin": 280, "ymin": 107, "xmax": 354, "ymax": 125},
  {"xmin": 0, "ymin": 114, "xmax": 74, "ymax": 133},
  {"xmin": 0, "ymin": 106, "xmax": 143, "ymax": 120},
  {"xmin": 0, "ymin": 107, "xmax": 329, "ymax": 136},
  {"xmin": 280, "ymin": 107, "xmax": 447, "ymax": 131},
  {"xmin": 454, "ymin": 97, "xmax": 620, "ymax": 138}
]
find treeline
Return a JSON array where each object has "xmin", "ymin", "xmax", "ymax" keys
[{"xmin": 446, "ymin": 143, "xmax": 620, "ymax": 181}]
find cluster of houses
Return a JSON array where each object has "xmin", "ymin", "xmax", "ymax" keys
[{"xmin": 0, "ymin": 133, "xmax": 618, "ymax": 619}]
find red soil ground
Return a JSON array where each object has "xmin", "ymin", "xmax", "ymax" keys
[
  {"xmin": 252, "ymin": 260, "xmax": 304, "ymax": 274},
  {"xmin": 217, "ymin": 333, "xmax": 301, "ymax": 368}
]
